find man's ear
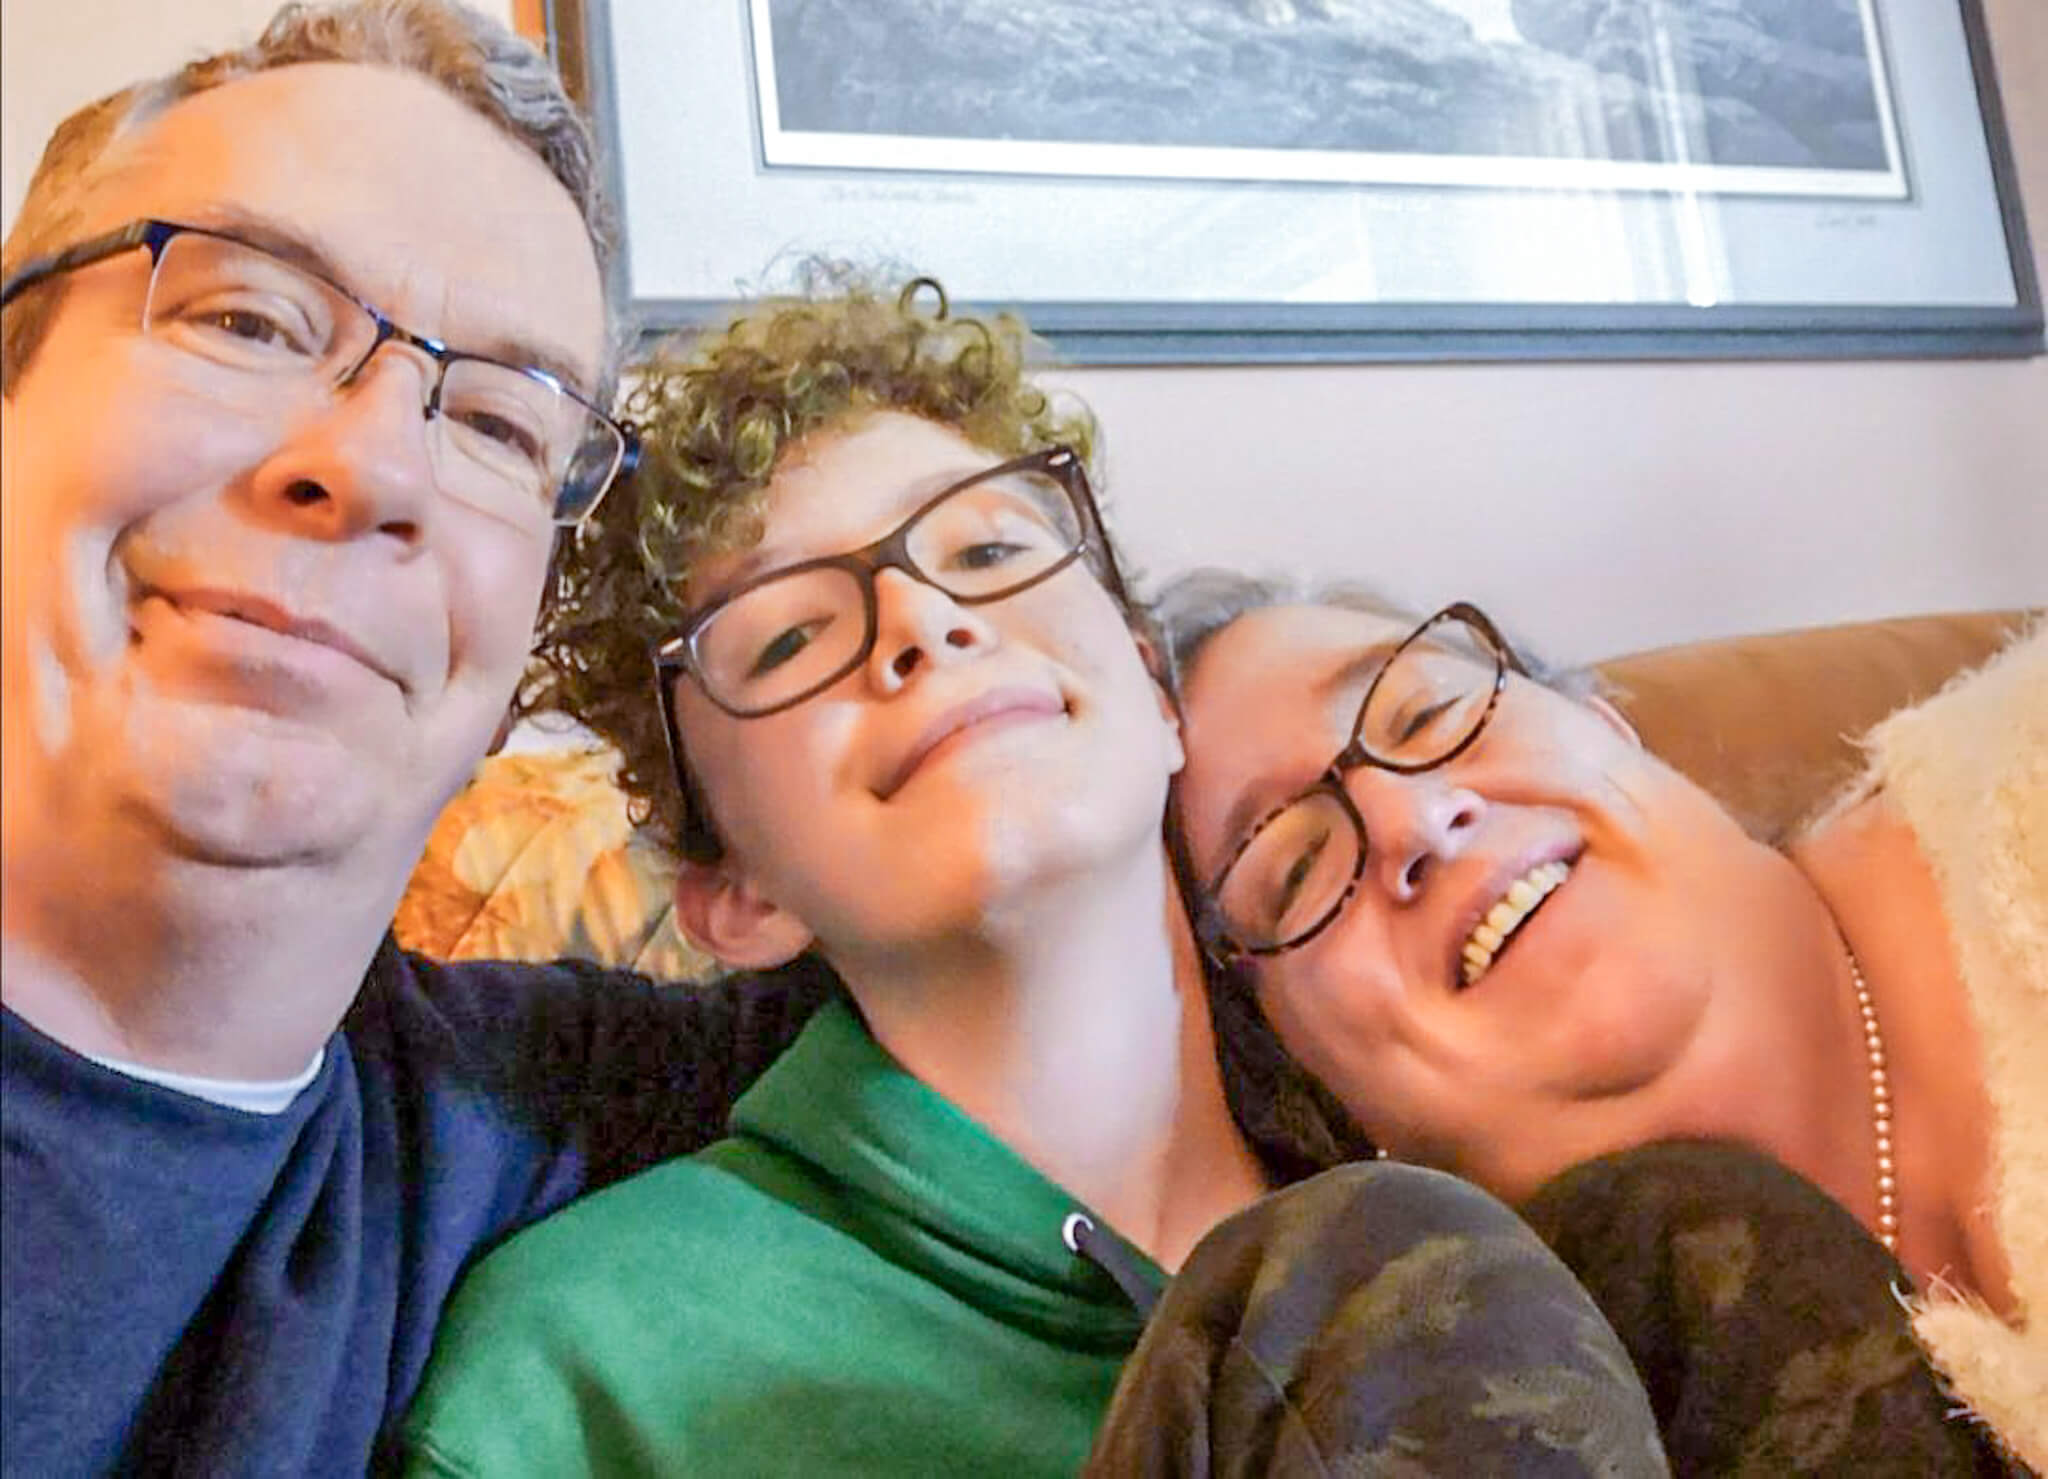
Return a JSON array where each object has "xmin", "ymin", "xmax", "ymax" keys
[{"xmin": 672, "ymin": 861, "xmax": 815, "ymax": 969}]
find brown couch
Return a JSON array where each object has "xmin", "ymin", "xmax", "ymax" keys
[
  {"xmin": 395, "ymin": 608, "xmax": 2036, "ymax": 972},
  {"xmin": 1601, "ymin": 609, "xmax": 2032, "ymax": 841}
]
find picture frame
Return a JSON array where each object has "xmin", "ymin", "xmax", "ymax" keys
[{"xmin": 546, "ymin": 0, "xmax": 2043, "ymax": 364}]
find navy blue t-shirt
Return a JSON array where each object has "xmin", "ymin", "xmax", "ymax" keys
[{"xmin": 0, "ymin": 939, "xmax": 836, "ymax": 1476}]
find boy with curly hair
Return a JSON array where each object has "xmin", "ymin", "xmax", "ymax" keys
[{"xmin": 401, "ymin": 275, "xmax": 1666, "ymax": 1476}]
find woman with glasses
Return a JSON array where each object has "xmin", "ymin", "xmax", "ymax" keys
[
  {"xmin": 1156, "ymin": 569, "xmax": 2044, "ymax": 1471},
  {"xmin": 399, "ymin": 275, "xmax": 1669, "ymax": 1476}
]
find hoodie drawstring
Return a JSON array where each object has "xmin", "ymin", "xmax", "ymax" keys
[{"xmin": 1062, "ymin": 1212, "xmax": 1162, "ymax": 1319}]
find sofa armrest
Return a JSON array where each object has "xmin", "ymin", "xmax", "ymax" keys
[{"xmin": 1597, "ymin": 609, "xmax": 2034, "ymax": 841}]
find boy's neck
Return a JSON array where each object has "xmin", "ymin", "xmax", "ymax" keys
[{"xmin": 842, "ymin": 844, "xmax": 1270, "ymax": 1272}]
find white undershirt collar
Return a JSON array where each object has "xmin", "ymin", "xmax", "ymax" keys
[{"xmin": 85, "ymin": 1047, "xmax": 326, "ymax": 1115}]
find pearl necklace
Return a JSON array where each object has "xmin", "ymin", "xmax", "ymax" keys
[{"xmin": 1844, "ymin": 939, "xmax": 1899, "ymax": 1254}]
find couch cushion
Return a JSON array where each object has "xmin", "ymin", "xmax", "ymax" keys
[
  {"xmin": 394, "ymin": 750, "xmax": 709, "ymax": 978},
  {"xmin": 1598, "ymin": 610, "xmax": 2033, "ymax": 841}
]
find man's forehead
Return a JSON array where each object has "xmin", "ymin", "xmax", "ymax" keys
[{"xmin": 92, "ymin": 62, "xmax": 606, "ymax": 388}]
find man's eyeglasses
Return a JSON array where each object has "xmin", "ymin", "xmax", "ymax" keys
[
  {"xmin": 1200, "ymin": 602, "xmax": 1525, "ymax": 960},
  {"xmin": 0, "ymin": 219, "xmax": 637, "ymax": 528}
]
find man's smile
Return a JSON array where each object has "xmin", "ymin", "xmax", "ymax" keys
[{"xmin": 132, "ymin": 585, "xmax": 408, "ymax": 699}]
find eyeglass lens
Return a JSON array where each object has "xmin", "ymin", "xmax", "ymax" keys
[
  {"xmin": 1214, "ymin": 611, "xmax": 1503, "ymax": 952},
  {"xmin": 688, "ymin": 461, "xmax": 1086, "ymax": 714},
  {"xmin": 139, "ymin": 230, "xmax": 618, "ymax": 524}
]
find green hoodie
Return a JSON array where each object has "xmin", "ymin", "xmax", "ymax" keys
[{"xmin": 401, "ymin": 1000, "xmax": 1158, "ymax": 1476}]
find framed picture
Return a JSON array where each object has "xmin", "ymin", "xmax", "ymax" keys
[{"xmin": 548, "ymin": 0, "xmax": 2042, "ymax": 363}]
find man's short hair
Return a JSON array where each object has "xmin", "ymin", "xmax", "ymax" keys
[{"xmin": 1, "ymin": 0, "xmax": 615, "ymax": 393}]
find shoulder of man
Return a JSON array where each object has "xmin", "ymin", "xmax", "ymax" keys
[{"xmin": 344, "ymin": 941, "xmax": 843, "ymax": 1194}]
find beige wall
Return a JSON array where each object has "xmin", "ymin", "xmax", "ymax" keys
[
  {"xmin": 1056, "ymin": 0, "xmax": 2047, "ymax": 660},
  {"xmin": 0, "ymin": 0, "xmax": 515, "ymax": 227},
  {"xmin": 5, "ymin": 0, "xmax": 2041, "ymax": 661}
]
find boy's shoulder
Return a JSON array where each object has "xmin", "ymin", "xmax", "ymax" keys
[
  {"xmin": 439, "ymin": 1142, "xmax": 806, "ymax": 1313},
  {"xmin": 401, "ymin": 1145, "xmax": 835, "ymax": 1474},
  {"xmin": 401, "ymin": 1129, "xmax": 1044, "ymax": 1478}
]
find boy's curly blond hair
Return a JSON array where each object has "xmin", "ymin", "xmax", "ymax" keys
[{"xmin": 532, "ymin": 269, "xmax": 1105, "ymax": 856}]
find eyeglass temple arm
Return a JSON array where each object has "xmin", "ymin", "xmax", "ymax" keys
[
  {"xmin": 0, "ymin": 221, "xmax": 159, "ymax": 308},
  {"xmin": 1439, "ymin": 600, "xmax": 1528, "ymax": 676}
]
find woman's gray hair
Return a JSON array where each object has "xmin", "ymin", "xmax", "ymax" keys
[
  {"xmin": 3, "ymin": 0, "xmax": 620, "ymax": 392},
  {"xmin": 1151, "ymin": 568, "xmax": 1413, "ymax": 700},
  {"xmin": 1149, "ymin": 565, "xmax": 1601, "ymax": 704}
]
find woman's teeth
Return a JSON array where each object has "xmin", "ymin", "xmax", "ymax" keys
[{"xmin": 1459, "ymin": 860, "xmax": 1571, "ymax": 987}]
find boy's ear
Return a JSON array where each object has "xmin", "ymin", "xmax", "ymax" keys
[
  {"xmin": 1154, "ymin": 678, "xmax": 1185, "ymax": 776},
  {"xmin": 1129, "ymin": 629, "xmax": 1187, "ymax": 775},
  {"xmin": 1132, "ymin": 628, "xmax": 1175, "ymax": 696},
  {"xmin": 672, "ymin": 861, "xmax": 815, "ymax": 969}
]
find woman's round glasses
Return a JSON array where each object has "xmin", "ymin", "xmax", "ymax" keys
[{"xmin": 1203, "ymin": 602, "xmax": 1523, "ymax": 959}]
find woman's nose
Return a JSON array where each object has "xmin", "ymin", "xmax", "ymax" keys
[{"xmin": 1348, "ymin": 769, "xmax": 1485, "ymax": 903}]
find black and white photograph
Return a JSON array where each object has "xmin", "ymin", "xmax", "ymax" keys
[
  {"xmin": 573, "ymin": 0, "xmax": 2037, "ymax": 360},
  {"xmin": 755, "ymin": 0, "xmax": 1906, "ymax": 198}
]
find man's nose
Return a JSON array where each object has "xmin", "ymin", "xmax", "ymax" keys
[
  {"xmin": 243, "ymin": 352, "xmax": 439, "ymax": 547},
  {"xmin": 865, "ymin": 567, "xmax": 998, "ymax": 693},
  {"xmin": 1347, "ymin": 767, "xmax": 1485, "ymax": 903}
]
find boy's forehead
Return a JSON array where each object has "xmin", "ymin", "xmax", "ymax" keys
[
  {"xmin": 90, "ymin": 62, "xmax": 605, "ymax": 387},
  {"xmin": 772, "ymin": 418, "xmax": 988, "ymax": 524},
  {"xmin": 695, "ymin": 412, "xmax": 998, "ymax": 594}
]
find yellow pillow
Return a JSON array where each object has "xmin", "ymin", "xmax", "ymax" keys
[{"xmin": 396, "ymin": 749, "xmax": 714, "ymax": 981}]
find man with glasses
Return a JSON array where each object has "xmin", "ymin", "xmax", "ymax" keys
[{"xmin": 0, "ymin": 6, "xmax": 827, "ymax": 1473}]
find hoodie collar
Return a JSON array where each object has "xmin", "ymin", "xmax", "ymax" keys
[{"xmin": 731, "ymin": 999, "xmax": 1159, "ymax": 1349}]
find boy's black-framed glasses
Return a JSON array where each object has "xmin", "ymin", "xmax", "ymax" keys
[
  {"xmin": 0, "ymin": 218, "xmax": 638, "ymax": 527},
  {"xmin": 651, "ymin": 445, "xmax": 1125, "ymax": 815},
  {"xmin": 1198, "ymin": 602, "xmax": 1526, "ymax": 961}
]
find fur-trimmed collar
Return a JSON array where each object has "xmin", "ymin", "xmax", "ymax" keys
[{"xmin": 1863, "ymin": 625, "xmax": 2046, "ymax": 1469}]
